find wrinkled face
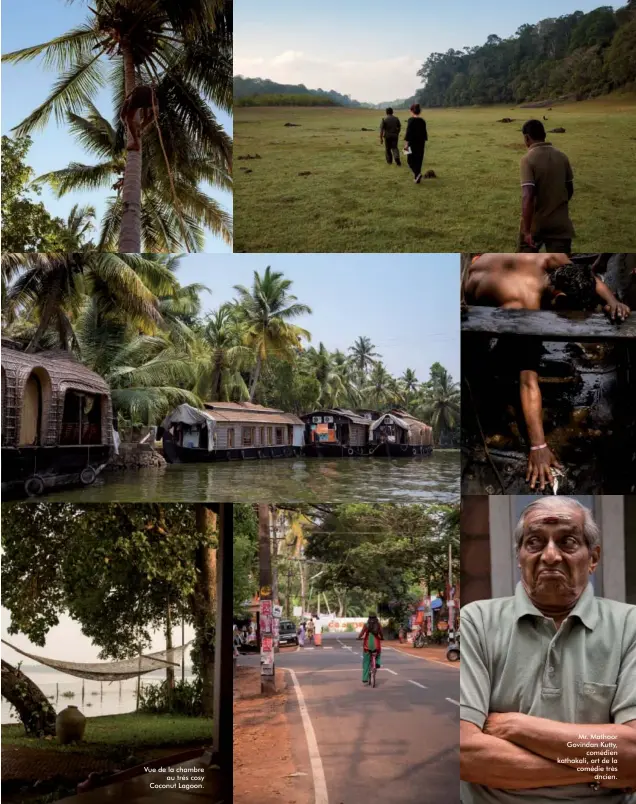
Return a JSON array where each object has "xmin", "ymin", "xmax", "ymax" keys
[{"xmin": 518, "ymin": 507, "xmax": 600, "ymax": 610}]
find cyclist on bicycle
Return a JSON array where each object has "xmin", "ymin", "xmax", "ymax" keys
[{"xmin": 357, "ymin": 612, "xmax": 384, "ymax": 684}]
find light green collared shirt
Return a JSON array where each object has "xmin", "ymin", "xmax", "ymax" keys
[{"xmin": 461, "ymin": 583, "xmax": 636, "ymax": 804}]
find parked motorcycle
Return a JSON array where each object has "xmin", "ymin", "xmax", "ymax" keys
[{"xmin": 446, "ymin": 632, "xmax": 460, "ymax": 662}]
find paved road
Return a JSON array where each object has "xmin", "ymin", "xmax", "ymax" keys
[{"xmin": 239, "ymin": 632, "xmax": 459, "ymax": 804}]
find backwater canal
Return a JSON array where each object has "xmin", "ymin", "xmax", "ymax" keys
[{"xmin": 37, "ymin": 451, "xmax": 460, "ymax": 503}]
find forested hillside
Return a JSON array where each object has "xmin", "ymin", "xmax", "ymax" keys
[
  {"xmin": 416, "ymin": 2, "xmax": 636, "ymax": 107},
  {"xmin": 234, "ymin": 76, "xmax": 367, "ymax": 106}
]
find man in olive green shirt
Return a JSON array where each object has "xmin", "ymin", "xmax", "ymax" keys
[
  {"xmin": 519, "ymin": 119, "xmax": 575, "ymax": 254},
  {"xmin": 461, "ymin": 497, "xmax": 636, "ymax": 803}
]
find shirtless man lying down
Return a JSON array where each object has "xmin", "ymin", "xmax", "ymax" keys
[{"xmin": 463, "ymin": 254, "xmax": 631, "ymax": 491}]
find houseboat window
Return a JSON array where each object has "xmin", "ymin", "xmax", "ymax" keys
[
  {"xmin": 260, "ymin": 427, "xmax": 265, "ymax": 446},
  {"xmin": 275, "ymin": 427, "xmax": 284, "ymax": 445},
  {"xmin": 288, "ymin": 426, "xmax": 293, "ymax": 445},
  {"xmin": 267, "ymin": 427, "xmax": 272, "ymax": 445},
  {"xmin": 227, "ymin": 428, "xmax": 235, "ymax": 448},
  {"xmin": 243, "ymin": 427, "xmax": 254, "ymax": 447},
  {"xmin": 60, "ymin": 391, "xmax": 102, "ymax": 445}
]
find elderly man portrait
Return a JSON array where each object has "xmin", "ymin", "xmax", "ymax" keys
[{"xmin": 460, "ymin": 497, "xmax": 636, "ymax": 803}]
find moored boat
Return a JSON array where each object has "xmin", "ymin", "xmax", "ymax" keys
[{"xmin": 1, "ymin": 343, "xmax": 113, "ymax": 496}]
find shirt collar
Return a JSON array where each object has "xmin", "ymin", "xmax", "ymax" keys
[
  {"xmin": 529, "ymin": 141, "xmax": 553, "ymax": 150},
  {"xmin": 514, "ymin": 581, "xmax": 598, "ymax": 630}
]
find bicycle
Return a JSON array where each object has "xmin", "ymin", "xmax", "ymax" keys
[{"xmin": 369, "ymin": 650, "xmax": 378, "ymax": 687}]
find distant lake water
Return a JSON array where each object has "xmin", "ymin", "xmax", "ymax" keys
[
  {"xmin": 34, "ymin": 451, "xmax": 460, "ymax": 503},
  {"xmin": 1, "ymin": 666, "xmax": 194, "ymax": 725}
]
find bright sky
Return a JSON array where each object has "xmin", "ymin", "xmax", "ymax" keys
[
  {"xmin": 235, "ymin": 0, "xmax": 616, "ymax": 104},
  {"xmin": 1, "ymin": 610, "xmax": 195, "ymax": 665},
  {"xmin": 1, "ymin": 0, "xmax": 232, "ymax": 253},
  {"xmin": 175, "ymin": 253, "xmax": 461, "ymax": 381}
]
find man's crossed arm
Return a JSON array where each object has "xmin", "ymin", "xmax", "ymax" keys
[{"xmin": 461, "ymin": 715, "xmax": 636, "ymax": 791}]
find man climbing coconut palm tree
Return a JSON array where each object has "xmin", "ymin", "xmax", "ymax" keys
[{"xmin": 2, "ymin": 0, "xmax": 232, "ymax": 253}]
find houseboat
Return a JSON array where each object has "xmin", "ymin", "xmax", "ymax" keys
[
  {"xmin": 369, "ymin": 409, "xmax": 433, "ymax": 457},
  {"xmin": 1, "ymin": 343, "xmax": 113, "ymax": 496},
  {"xmin": 302, "ymin": 408, "xmax": 372, "ymax": 457},
  {"xmin": 161, "ymin": 401, "xmax": 305, "ymax": 463}
]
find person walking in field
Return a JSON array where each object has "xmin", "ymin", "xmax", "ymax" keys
[
  {"xmin": 380, "ymin": 107, "xmax": 402, "ymax": 166},
  {"xmin": 519, "ymin": 119, "xmax": 575, "ymax": 254},
  {"xmin": 403, "ymin": 103, "xmax": 428, "ymax": 183}
]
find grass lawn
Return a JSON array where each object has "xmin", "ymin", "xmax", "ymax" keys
[
  {"xmin": 2, "ymin": 712, "xmax": 213, "ymax": 759},
  {"xmin": 234, "ymin": 95, "xmax": 636, "ymax": 253}
]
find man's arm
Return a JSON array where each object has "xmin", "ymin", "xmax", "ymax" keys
[
  {"xmin": 357, "ymin": 626, "xmax": 367, "ymax": 640},
  {"xmin": 594, "ymin": 275, "xmax": 631, "ymax": 321},
  {"xmin": 520, "ymin": 369, "xmax": 562, "ymax": 490},
  {"xmin": 566, "ymin": 157, "xmax": 574, "ymax": 200},
  {"xmin": 379, "ymin": 118, "xmax": 385, "ymax": 142},
  {"xmin": 461, "ymin": 720, "xmax": 587, "ymax": 789},
  {"xmin": 566, "ymin": 181, "xmax": 574, "ymax": 200},
  {"xmin": 521, "ymin": 185, "xmax": 536, "ymax": 248},
  {"xmin": 484, "ymin": 714, "xmax": 636, "ymax": 790}
]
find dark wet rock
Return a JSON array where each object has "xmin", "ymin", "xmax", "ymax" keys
[{"xmin": 106, "ymin": 445, "xmax": 166, "ymax": 472}]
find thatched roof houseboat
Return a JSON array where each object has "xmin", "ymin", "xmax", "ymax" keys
[
  {"xmin": 1, "ymin": 343, "xmax": 113, "ymax": 495},
  {"xmin": 369, "ymin": 409, "xmax": 433, "ymax": 456},
  {"xmin": 302, "ymin": 408, "xmax": 372, "ymax": 457},
  {"xmin": 161, "ymin": 401, "xmax": 305, "ymax": 463}
]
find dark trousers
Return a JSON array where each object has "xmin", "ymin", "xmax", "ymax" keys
[
  {"xmin": 517, "ymin": 232, "xmax": 572, "ymax": 255},
  {"xmin": 384, "ymin": 135, "xmax": 400, "ymax": 165},
  {"xmin": 407, "ymin": 145, "xmax": 425, "ymax": 178}
]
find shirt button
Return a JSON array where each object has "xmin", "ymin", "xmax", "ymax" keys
[{"xmin": 548, "ymin": 666, "xmax": 555, "ymax": 674}]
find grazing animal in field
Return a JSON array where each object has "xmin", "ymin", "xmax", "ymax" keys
[
  {"xmin": 497, "ymin": 117, "xmax": 515, "ymax": 123},
  {"xmin": 423, "ymin": 170, "xmax": 437, "ymax": 179},
  {"xmin": 120, "ymin": 85, "xmax": 156, "ymax": 151},
  {"xmin": 298, "ymin": 171, "xmax": 312, "ymax": 176},
  {"xmin": 550, "ymin": 127, "xmax": 566, "ymax": 133},
  {"xmin": 361, "ymin": 127, "xmax": 374, "ymax": 131},
  {"xmin": 284, "ymin": 122, "xmax": 301, "ymax": 127},
  {"xmin": 543, "ymin": 116, "xmax": 548, "ymax": 121}
]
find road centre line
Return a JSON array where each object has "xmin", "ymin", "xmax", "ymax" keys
[
  {"xmin": 446, "ymin": 697, "xmax": 460, "ymax": 706},
  {"xmin": 408, "ymin": 680, "xmax": 428, "ymax": 690},
  {"xmin": 292, "ymin": 669, "xmax": 360, "ymax": 674},
  {"xmin": 384, "ymin": 647, "xmax": 460, "ymax": 669},
  {"xmin": 286, "ymin": 668, "xmax": 329, "ymax": 804},
  {"xmin": 384, "ymin": 668, "xmax": 398, "ymax": 675}
]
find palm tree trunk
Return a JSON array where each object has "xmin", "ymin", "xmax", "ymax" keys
[
  {"xmin": 249, "ymin": 355, "xmax": 262, "ymax": 401},
  {"xmin": 118, "ymin": 47, "xmax": 142, "ymax": 253}
]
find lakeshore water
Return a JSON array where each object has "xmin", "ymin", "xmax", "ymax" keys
[{"xmin": 34, "ymin": 451, "xmax": 460, "ymax": 503}]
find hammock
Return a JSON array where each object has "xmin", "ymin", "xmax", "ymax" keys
[{"xmin": 1, "ymin": 639, "xmax": 192, "ymax": 681}]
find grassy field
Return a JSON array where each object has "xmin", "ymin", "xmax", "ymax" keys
[
  {"xmin": 2, "ymin": 712, "xmax": 212, "ymax": 758},
  {"xmin": 234, "ymin": 96, "xmax": 636, "ymax": 253}
]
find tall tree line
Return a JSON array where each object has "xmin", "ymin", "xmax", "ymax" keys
[{"xmin": 416, "ymin": 3, "xmax": 636, "ymax": 107}]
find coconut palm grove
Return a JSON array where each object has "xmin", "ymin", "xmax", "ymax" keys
[{"xmin": 0, "ymin": 257, "xmax": 460, "ymax": 444}]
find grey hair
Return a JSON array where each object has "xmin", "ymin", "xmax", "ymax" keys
[{"xmin": 513, "ymin": 497, "xmax": 600, "ymax": 553}]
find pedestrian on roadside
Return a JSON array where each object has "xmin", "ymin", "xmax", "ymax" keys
[
  {"xmin": 314, "ymin": 616, "xmax": 323, "ymax": 647},
  {"xmin": 306, "ymin": 617, "xmax": 315, "ymax": 644},
  {"xmin": 403, "ymin": 103, "xmax": 428, "ymax": 184},
  {"xmin": 298, "ymin": 620, "xmax": 306, "ymax": 648}
]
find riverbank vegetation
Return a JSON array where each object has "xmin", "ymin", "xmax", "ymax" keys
[{"xmin": 1, "ymin": 258, "xmax": 460, "ymax": 444}]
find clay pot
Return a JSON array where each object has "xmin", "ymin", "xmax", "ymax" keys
[{"xmin": 56, "ymin": 705, "xmax": 86, "ymax": 744}]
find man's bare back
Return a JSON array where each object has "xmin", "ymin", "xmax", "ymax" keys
[{"xmin": 463, "ymin": 253, "xmax": 572, "ymax": 310}]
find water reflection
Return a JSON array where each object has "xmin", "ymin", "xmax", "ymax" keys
[{"xmin": 38, "ymin": 452, "xmax": 460, "ymax": 503}]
